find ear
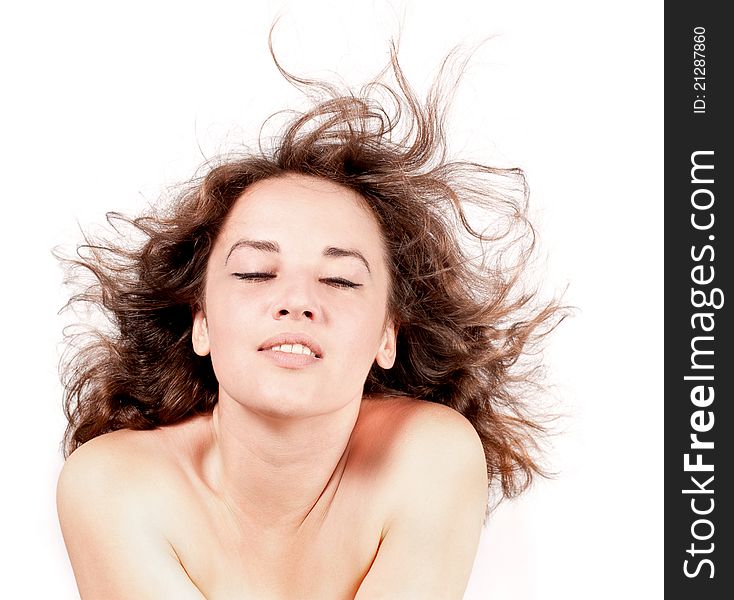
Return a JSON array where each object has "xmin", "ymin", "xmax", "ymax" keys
[
  {"xmin": 375, "ymin": 319, "xmax": 398, "ymax": 369},
  {"xmin": 192, "ymin": 306, "xmax": 211, "ymax": 357}
]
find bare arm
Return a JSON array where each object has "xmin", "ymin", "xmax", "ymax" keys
[
  {"xmin": 355, "ymin": 404, "xmax": 489, "ymax": 600},
  {"xmin": 57, "ymin": 435, "xmax": 206, "ymax": 600}
]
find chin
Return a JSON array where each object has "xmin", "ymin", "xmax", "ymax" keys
[
  {"xmin": 246, "ymin": 385, "xmax": 361, "ymax": 420},
  {"xmin": 238, "ymin": 388, "xmax": 330, "ymax": 419}
]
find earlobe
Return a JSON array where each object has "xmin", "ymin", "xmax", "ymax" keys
[
  {"xmin": 375, "ymin": 321, "xmax": 398, "ymax": 369},
  {"xmin": 191, "ymin": 308, "xmax": 210, "ymax": 357}
]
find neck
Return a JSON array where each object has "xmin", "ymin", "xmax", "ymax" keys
[{"xmin": 205, "ymin": 393, "xmax": 362, "ymax": 533}]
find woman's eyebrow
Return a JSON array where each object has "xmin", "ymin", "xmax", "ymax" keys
[
  {"xmin": 225, "ymin": 239, "xmax": 371, "ymax": 273},
  {"xmin": 323, "ymin": 246, "xmax": 371, "ymax": 274},
  {"xmin": 225, "ymin": 239, "xmax": 278, "ymax": 264}
]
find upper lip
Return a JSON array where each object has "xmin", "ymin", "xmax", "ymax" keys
[{"xmin": 258, "ymin": 332, "xmax": 323, "ymax": 358}]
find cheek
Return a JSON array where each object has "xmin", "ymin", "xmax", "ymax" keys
[
  {"xmin": 337, "ymin": 304, "xmax": 387, "ymax": 364},
  {"xmin": 204, "ymin": 291, "xmax": 256, "ymax": 357}
]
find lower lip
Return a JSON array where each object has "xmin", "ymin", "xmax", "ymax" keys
[{"xmin": 258, "ymin": 349, "xmax": 320, "ymax": 369}]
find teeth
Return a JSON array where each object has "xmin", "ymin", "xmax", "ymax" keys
[{"xmin": 269, "ymin": 343, "xmax": 317, "ymax": 357}]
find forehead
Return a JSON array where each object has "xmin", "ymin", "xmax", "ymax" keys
[{"xmin": 219, "ymin": 174, "xmax": 384, "ymax": 249}]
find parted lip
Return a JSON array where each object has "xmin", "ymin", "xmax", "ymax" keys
[{"xmin": 258, "ymin": 333, "xmax": 323, "ymax": 358}]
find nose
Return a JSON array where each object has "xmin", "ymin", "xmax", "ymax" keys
[
  {"xmin": 271, "ymin": 278, "xmax": 319, "ymax": 322},
  {"xmin": 275, "ymin": 307, "xmax": 314, "ymax": 320}
]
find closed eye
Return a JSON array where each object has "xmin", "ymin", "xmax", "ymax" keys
[
  {"xmin": 232, "ymin": 273, "xmax": 361, "ymax": 289},
  {"xmin": 321, "ymin": 278, "xmax": 362, "ymax": 289},
  {"xmin": 233, "ymin": 272, "xmax": 276, "ymax": 281}
]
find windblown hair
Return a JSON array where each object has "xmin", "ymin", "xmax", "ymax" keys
[{"xmin": 60, "ymin": 44, "xmax": 564, "ymax": 501}]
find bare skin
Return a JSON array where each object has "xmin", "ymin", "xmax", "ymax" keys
[
  {"xmin": 57, "ymin": 175, "xmax": 488, "ymax": 599},
  {"xmin": 58, "ymin": 397, "xmax": 487, "ymax": 599}
]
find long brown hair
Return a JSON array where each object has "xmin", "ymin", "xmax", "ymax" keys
[{"xmin": 59, "ymin": 43, "xmax": 565, "ymax": 500}]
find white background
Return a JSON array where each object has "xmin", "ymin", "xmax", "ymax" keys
[{"xmin": 0, "ymin": 1, "xmax": 662, "ymax": 598}]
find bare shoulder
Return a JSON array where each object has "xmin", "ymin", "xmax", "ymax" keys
[
  {"xmin": 358, "ymin": 396, "xmax": 487, "ymax": 474},
  {"xmin": 56, "ymin": 428, "xmax": 180, "ymax": 553},
  {"xmin": 57, "ymin": 427, "xmax": 206, "ymax": 599},
  {"xmin": 356, "ymin": 396, "xmax": 488, "ymax": 509},
  {"xmin": 352, "ymin": 397, "xmax": 489, "ymax": 599},
  {"xmin": 57, "ymin": 420, "xmax": 208, "ymax": 533},
  {"xmin": 58, "ymin": 428, "xmax": 174, "ymax": 505}
]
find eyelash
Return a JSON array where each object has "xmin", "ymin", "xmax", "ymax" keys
[{"xmin": 232, "ymin": 272, "xmax": 362, "ymax": 289}]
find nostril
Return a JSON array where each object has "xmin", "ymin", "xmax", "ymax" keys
[{"xmin": 303, "ymin": 310, "xmax": 313, "ymax": 319}]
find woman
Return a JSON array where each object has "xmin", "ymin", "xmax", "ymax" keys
[{"xmin": 57, "ymin": 44, "xmax": 561, "ymax": 599}]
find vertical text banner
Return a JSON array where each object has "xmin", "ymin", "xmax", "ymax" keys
[{"xmin": 666, "ymin": 3, "xmax": 731, "ymax": 596}]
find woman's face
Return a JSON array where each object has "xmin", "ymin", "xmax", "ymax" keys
[{"xmin": 192, "ymin": 174, "xmax": 397, "ymax": 418}]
